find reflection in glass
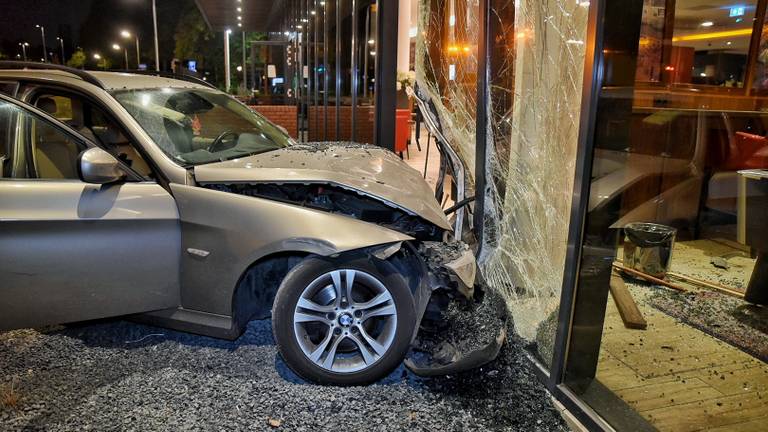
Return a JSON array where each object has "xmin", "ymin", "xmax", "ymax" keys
[
  {"xmin": 564, "ymin": 0, "xmax": 768, "ymax": 430},
  {"xmin": 670, "ymin": 0, "xmax": 757, "ymax": 88}
]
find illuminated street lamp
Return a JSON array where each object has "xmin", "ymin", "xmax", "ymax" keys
[
  {"xmin": 18, "ymin": 42, "xmax": 29, "ymax": 61},
  {"xmin": 113, "ymin": 43, "xmax": 129, "ymax": 69},
  {"xmin": 55, "ymin": 37, "xmax": 65, "ymax": 63},
  {"xmin": 35, "ymin": 25, "xmax": 47, "ymax": 62},
  {"xmin": 121, "ymin": 30, "xmax": 141, "ymax": 69}
]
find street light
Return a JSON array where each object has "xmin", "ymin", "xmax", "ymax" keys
[
  {"xmin": 121, "ymin": 30, "xmax": 141, "ymax": 69},
  {"xmin": 224, "ymin": 29, "xmax": 232, "ymax": 93},
  {"xmin": 56, "ymin": 37, "xmax": 65, "ymax": 63},
  {"xmin": 18, "ymin": 42, "xmax": 29, "ymax": 61},
  {"xmin": 152, "ymin": 0, "xmax": 160, "ymax": 71},
  {"xmin": 113, "ymin": 43, "xmax": 129, "ymax": 69},
  {"xmin": 35, "ymin": 25, "xmax": 47, "ymax": 62}
]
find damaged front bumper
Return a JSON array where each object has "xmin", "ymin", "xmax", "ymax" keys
[{"xmin": 404, "ymin": 241, "xmax": 508, "ymax": 376}]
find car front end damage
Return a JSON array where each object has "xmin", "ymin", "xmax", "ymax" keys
[
  {"xmin": 198, "ymin": 179, "xmax": 506, "ymax": 376},
  {"xmin": 396, "ymin": 240, "xmax": 507, "ymax": 376}
]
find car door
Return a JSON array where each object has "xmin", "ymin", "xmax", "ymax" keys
[{"xmin": 0, "ymin": 94, "xmax": 181, "ymax": 331}]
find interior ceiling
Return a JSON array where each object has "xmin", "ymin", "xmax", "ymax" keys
[
  {"xmin": 674, "ymin": 0, "xmax": 756, "ymax": 32},
  {"xmin": 195, "ymin": 0, "xmax": 286, "ymax": 32},
  {"xmin": 673, "ymin": 0, "xmax": 756, "ymax": 52}
]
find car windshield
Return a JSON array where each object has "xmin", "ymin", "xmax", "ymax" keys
[{"xmin": 112, "ymin": 88, "xmax": 292, "ymax": 166}]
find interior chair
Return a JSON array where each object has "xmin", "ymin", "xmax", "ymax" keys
[{"xmin": 33, "ymin": 97, "xmax": 80, "ymax": 179}]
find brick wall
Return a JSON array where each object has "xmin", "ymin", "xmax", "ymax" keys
[
  {"xmin": 249, "ymin": 105, "xmax": 298, "ymax": 138},
  {"xmin": 307, "ymin": 106, "xmax": 375, "ymax": 144}
]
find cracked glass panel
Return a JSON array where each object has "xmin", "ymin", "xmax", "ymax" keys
[
  {"xmin": 417, "ymin": 0, "xmax": 480, "ymax": 187},
  {"xmin": 417, "ymin": 0, "xmax": 589, "ymax": 367}
]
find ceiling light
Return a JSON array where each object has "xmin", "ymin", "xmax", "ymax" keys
[
  {"xmin": 237, "ymin": 7, "xmax": 242, "ymax": 12},
  {"xmin": 237, "ymin": 16, "xmax": 242, "ymax": 20},
  {"xmin": 701, "ymin": 21, "xmax": 714, "ymax": 27},
  {"xmin": 368, "ymin": 39, "xmax": 375, "ymax": 45},
  {"xmin": 672, "ymin": 27, "xmax": 751, "ymax": 42},
  {"xmin": 238, "ymin": 23, "xmax": 242, "ymax": 27}
]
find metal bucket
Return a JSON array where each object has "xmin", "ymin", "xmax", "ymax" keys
[{"xmin": 623, "ymin": 223, "xmax": 677, "ymax": 279}]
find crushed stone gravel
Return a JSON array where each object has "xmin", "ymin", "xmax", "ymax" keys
[{"xmin": 1, "ymin": 319, "xmax": 568, "ymax": 432}]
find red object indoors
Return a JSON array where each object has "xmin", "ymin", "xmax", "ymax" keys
[
  {"xmin": 726, "ymin": 132, "xmax": 768, "ymax": 170},
  {"xmin": 395, "ymin": 109, "xmax": 411, "ymax": 154}
]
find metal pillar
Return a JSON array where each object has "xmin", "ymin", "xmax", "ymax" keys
[
  {"xmin": 242, "ymin": 31, "xmax": 247, "ymax": 91},
  {"xmin": 224, "ymin": 30, "xmax": 231, "ymax": 93},
  {"xmin": 373, "ymin": 0, "xmax": 398, "ymax": 151},
  {"xmin": 152, "ymin": 0, "xmax": 160, "ymax": 71}
]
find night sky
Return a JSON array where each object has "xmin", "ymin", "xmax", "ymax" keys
[{"xmin": 0, "ymin": 0, "xmax": 194, "ymax": 66}]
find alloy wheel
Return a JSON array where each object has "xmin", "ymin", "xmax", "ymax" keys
[{"xmin": 292, "ymin": 269, "xmax": 398, "ymax": 374}]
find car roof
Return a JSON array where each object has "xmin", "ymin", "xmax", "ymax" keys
[
  {"xmin": 90, "ymin": 71, "xmax": 211, "ymax": 91},
  {"xmin": 0, "ymin": 69, "xmax": 211, "ymax": 91}
]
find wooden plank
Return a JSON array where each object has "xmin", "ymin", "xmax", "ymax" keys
[
  {"xmin": 642, "ymin": 392, "xmax": 768, "ymax": 432},
  {"xmin": 706, "ymin": 417, "xmax": 768, "ymax": 432},
  {"xmin": 614, "ymin": 377, "xmax": 723, "ymax": 412},
  {"xmin": 610, "ymin": 274, "xmax": 648, "ymax": 330},
  {"xmin": 666, "ymin": 271, "xmax": 746, "ymax": 299},
  {"xmin": 613, "ymin": 263, "xmax": 687, "ymax": 292}
]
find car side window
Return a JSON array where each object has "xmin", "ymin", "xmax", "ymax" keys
[
  {"xmin": 0, "ymin": 98, "xmax": 86, "ymax": 180},
  {"xmin": 33, "ymin": 91, "xmax": 154, "ymax": 179}
]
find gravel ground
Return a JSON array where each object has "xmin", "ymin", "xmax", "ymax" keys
[{"xmin": 0, "ymin": 318, "xmax": 567, "ymax": 432}]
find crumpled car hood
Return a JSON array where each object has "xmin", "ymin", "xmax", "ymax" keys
[{"xmin": 193, "ymin": 142, "xmax": 451, "ymax": 230}]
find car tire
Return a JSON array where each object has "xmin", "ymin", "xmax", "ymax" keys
[{"xmin": 272, "ymin": 255, "xmax": 416, "ymax": 386}]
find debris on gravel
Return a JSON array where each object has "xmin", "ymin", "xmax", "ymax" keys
[
  {"xmin": 413, "ymin": 288, "xmax": 507, "ymax": 363},
  {"xmin": 0, "ymin": 318, "xmax": 567, "ymax": 432}
]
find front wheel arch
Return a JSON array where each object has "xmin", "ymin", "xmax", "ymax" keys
[{"xmin": 231, "ymin": 251, "xmax": 309, "ymax": 334}]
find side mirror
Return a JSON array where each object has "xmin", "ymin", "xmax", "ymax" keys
[{"xmin": 78, "ymin": 147, "xmax": 126, "ymax": 185}]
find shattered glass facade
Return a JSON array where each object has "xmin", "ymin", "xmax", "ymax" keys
[
  {"xmin": 416, "ymin": 0, "xmax": 590, "ymax": 366},
  {"xmin": 416, "ymin": 0, "xmax": 480, "ymax": 185}
]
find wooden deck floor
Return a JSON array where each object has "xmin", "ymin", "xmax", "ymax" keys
[{"xmin": 596, "ymin": 286, "xmax": 768, "ymax": 432}]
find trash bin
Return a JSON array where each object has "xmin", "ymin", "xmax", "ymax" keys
[{"xmin": 623, "ymin": 222, "xmax": 677, "ymax": 279}]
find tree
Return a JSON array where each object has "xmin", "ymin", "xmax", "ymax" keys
[
  {"xmin": 173, "ymin": 3, "xmax": 224, "ymax": 88},
  {"xmin": 96, "ymin": 56, "xmax": 112, "ymax": 70},
  {"xmin": 67, "ymin": 49, "xmax": 86, "ymax": 69}
]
